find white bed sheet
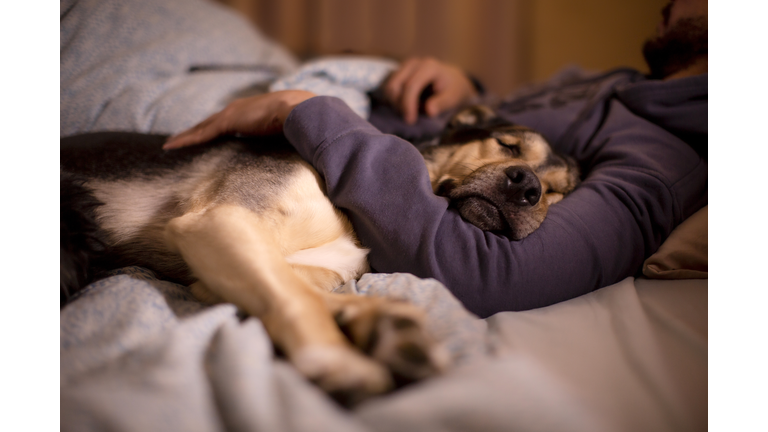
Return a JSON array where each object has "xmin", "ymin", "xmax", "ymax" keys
[{"xmin": 357, "ymin": 277, "xmax": 707, "ymax": 432}]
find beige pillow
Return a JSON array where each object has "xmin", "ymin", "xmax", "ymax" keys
[{"xmin": 643, "ymin": 206, "xmax": 708, "ymax": 279}]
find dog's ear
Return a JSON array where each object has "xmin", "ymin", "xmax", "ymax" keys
[{"xmin": 448, "ymin": 105, "xmax": 497, "ymax": 129}]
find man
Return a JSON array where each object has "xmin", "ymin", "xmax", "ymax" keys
[{"xmin": 164, "ymin": 0, "xmax": 709, "ymax": 318}]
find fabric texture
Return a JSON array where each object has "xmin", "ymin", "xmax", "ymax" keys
[
  {"xmin": 60, "ymin": 0, "xmax": 298, "ymax": 137},
  {"xmin": 643, "ymin": 205, "xmax": 708, "ymax": 279},
  {"xmin": 61, "ymin": 269, "xmax": 707, "ymax": 432},
  {"xmin": 270, "ymin": 56, "xmax": 398, "ymax": 119}
]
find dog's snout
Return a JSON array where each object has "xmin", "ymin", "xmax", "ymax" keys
[{"xmin": 503, "ymin": 166, "xmax": 541, "ymax": 206}]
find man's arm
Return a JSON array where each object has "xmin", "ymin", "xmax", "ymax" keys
[{"xmin": 285, "ymin": 96, "xmax": 707, "ymax": 317}]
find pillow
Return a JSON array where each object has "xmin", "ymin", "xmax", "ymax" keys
[{"xmin": 643, "ymin": 206, "xmax": 707, "ymax": 279}]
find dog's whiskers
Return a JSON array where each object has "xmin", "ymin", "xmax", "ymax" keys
[{"xmin": 456, "ymin": 162, "xmax": 481, "ymax": 173}]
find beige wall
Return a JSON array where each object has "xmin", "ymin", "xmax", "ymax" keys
[
  {"xmin": 216, "ymin": 0, "xmax": 667, "ymax": 95},
  {"xmin": 531, "ymin": 0, "xmax": 667, "ymax": 80}
]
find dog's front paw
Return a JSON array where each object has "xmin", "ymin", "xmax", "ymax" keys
[
  {"xmin": 336, "ymin": 300, "xmax": 450, "ymax": 386},
  {"xmin": 292, "ymin": 345, "xmax": 393, "ymax": 406}
]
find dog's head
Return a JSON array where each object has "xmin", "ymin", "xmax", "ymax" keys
[{"xmin": 421, "ymin": 105, "xmax": 580, "ymax": 240}]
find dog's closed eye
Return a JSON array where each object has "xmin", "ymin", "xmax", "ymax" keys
[{"xmin": 494, "ymin": 138, "xmax": 521, "ymax": 157}]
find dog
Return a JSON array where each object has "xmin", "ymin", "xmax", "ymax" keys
[{"xmin": 60, "ymin": 105, "xmax": 579, "ymax": 404}]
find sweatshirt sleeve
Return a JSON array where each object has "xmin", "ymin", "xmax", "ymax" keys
[{"xmin": 283, "ymin": 96, "xmax": 707, "ymax": 318}]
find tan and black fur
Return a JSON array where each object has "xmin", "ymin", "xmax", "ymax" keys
[
  {"xmin": 424, "ymin": 105, "xmax": 580, "ymax": 240},
  {"xmin": 60, "ymin": 106, "xmax": 579, "ymax": 404}
]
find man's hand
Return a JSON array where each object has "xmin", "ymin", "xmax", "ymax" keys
[
  {"xmin": 163, "ymin": 90, "xmax": 317, "ymax": 150},
  {"xmin": 383, "ymin": 57, "xmax": 479, "ymax": 125}
]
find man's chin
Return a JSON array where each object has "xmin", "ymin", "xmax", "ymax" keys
[{"xmin": 642, "ymin": 16, "xmax": 707, "ymax": 79}]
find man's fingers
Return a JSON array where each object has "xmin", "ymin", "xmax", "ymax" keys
[
  {"xmin": 399, "ymin": 62, "xmax": 439, "ymax": 124},
  {"xmin": 163, "ymin": 116, "xmax": 224, "ymax": 150},
  {"xmin": 163, "ymin": 130, "xmax": 211, "ymax": 150},
  {"xmin": 163, "ymin": 91, "xmax": 315, "ymax": 151},
  {"xmin": 384, "ymin": 58, "xmax": 421, "ymax": 113},
  {"xmin": 425, "ymin": 69, "xmax": 478, "ymax": 118},
  {"xmin": 384, "ymin": 57, "xmax": 478, "ymax": 123},
  {"xmin": 425, "ymin": 92, "xmax": 457, "ymax": 118}
]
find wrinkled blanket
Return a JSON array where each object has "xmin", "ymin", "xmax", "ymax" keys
[
  {"xmin": 270, "ymin": 57, "xmax": 398, "ymax": 119},
  {"xmin": 61, "ymin": 269, "xmax": 706, "ymax": 432}
]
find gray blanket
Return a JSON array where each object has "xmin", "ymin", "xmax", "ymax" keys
[
  {"xmin": 61, "ymin": 268, "xmax": 707, "ymax": 432},
  {"xmin": 61, "ymin": 0, "xmax": 298, "ymax": 136},
  {"xmin": 61, "ymin": 268, "xmax": 487, "ymax": 431}
]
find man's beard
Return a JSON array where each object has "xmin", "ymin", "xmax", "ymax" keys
[{"xmin": 642, "ymin": 16, "xmax": 708, "ymax": 79}]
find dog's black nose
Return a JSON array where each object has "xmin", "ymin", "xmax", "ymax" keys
[{"xmin": 503, "ymin": 166, "xmax": 541, "ymax": 206}]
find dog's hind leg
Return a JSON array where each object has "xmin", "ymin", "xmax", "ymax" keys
[{"xmin": 164, "ymin": 205, "xmax": 392, "ymax": 403}]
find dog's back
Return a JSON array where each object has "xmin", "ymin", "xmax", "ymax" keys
[{"xmin": 60, "ymin": 133, "xmax": 367, "ymax": 298}]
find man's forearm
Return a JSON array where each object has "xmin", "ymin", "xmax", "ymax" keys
[{"xmin": 284, "ymin": 96, "xmax": 707, "ymax": 317}]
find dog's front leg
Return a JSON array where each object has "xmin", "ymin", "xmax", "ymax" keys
[
  {"xmin": 319, "ymin": 292, "xmax": 450, "ymax": 386},
  {"xmin": 164, "ymin": 205, "xmax": 392, "ymax": 403}
]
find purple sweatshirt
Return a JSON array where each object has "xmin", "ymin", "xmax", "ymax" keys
[{"xmin": 284, "ymin": 69, "xmax": 707, "ymax": 318}]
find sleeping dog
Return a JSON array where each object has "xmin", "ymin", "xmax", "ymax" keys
[{"xmin": 60, "ymin": 105, "xmax": 579, "ymax": 404}]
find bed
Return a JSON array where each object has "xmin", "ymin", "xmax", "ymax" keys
[{"xmin": 60, "ymin": 0, "xmax": 708, "ymax": 430}]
